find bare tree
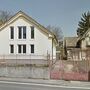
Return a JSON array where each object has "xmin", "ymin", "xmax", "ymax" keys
[
  {"xmin": 47, "ymin": 25, "xmax": 63, "ymax": 60},
  {"xmin": 0, "ymin": 10, "xmax": 12, "ymax": 25},
  {"xmin": 47, "ymin": 25, "xmax": 63, "ymax": 42}
]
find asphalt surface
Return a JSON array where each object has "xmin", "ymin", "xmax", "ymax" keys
[
  {"xmin": 0, "ymin": 78, "xmax": 90, "ymax": 90},
  {"xmin": 0, "ymin": 81, "xmax": 89, "ymax": 90}
]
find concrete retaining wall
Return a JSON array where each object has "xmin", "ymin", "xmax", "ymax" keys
[{"xmin": 0, "ymin": 65, "xmax": 50, "ymax": 79}]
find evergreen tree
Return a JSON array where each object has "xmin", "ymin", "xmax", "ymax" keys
[{"xmin": 77, "ymin": 12, "xmax": 90, "ymax": 37}]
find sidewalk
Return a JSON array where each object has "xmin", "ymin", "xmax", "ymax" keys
[{"xmin": 0, "ymin": 77, "xmax": 90, "ymax": 88}]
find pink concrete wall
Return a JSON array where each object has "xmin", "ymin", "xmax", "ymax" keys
[
  {"xmin": 51, "ymin": 71, "xmax": 89, "ymax": 81},
  {"xmin": 50, "ymin": 60, "xmax": 90, "ymax": 81}
]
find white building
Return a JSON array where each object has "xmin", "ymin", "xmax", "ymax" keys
[{"xmin": 0, "ymin": 11, "xmax": 57, "ymax": 62}]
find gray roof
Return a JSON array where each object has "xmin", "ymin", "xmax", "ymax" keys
[{"xmin": 64, "ymin": 37, "xmax": 79, "ymax": 48}]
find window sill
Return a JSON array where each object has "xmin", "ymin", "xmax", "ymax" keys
[
  {"xmin": 9, "ymin": 39, "xmax": 14, "ymax": 41},
  {"xmin": 17, "ymin": 39, "xmax": 27, "ymax": 41},
  {"xmin": 30, "ymin": 39, "xmax": 35, "ymax": 41},
  {"xmin": 9, "ymin": 53, "xmax": 14, "ymax": 55}
]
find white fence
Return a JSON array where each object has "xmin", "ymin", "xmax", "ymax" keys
[
  {"xmin": 0, "ymin": 54, "xmax": 47, "ymax": 60},
  {"xmin": 0, "ymin": 54, "xmax": 50, "ymax": 65},
  {"xmin": 0, "ymin": 54, "xmax": 57, "ymax": 65}
]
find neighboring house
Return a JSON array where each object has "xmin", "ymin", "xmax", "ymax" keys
[
  {"xmin": 80, "ymin": 28, "xmax": 90, "ymax": 49},
  {"xmin": 64, "ymin": 28, "xmax": 90, "ymax": 61},
  {"xmin": 0, "ymin": 11, "xmax": 57, "ymax": 62},
  {"xmin": 64, "ymin": 37, "xmax": 80, "ymax": 60}
]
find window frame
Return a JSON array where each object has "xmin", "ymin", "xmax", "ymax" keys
[
  {"xmin": 23, "ymin": 26, "xmax": 26, "ymax": 39},
  {"xmin": 18, "ymin": 44, "xmax": 26, "ymax": 54},
  {"xmin": 10, "ymin": 44, "xmax": 14, "ymax": 54},
  {"xmin": 23, "ymin": 44, "xmax": 26, "ymax": 53},
  {"xmin": 18, "ymin": 26, "xmax": 26, "ymax": 39},
  {"xmin": 10, "ymin": 26, "xmax": 14, "ymax": 39},
  {"xmin": 18, "ymin": 45, "xmax": 22, "ymax": 53},
  {"xmin": 18, "ymin": 27, "xmax": 22, "ymax": 39},
  {"xmin": 31, "ymin": 26, "xmax": 34, "ymax": 39},
  {"xmin": 31, "ymin": 44, "xmax": 34, "ymax": 53}
]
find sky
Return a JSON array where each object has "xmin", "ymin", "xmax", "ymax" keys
[{"xmin": 0, "ymin": 0, "xmax": 90, "ymax": 37}]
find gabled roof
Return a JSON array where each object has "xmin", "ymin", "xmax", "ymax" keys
[
  {"xmin": 64, "ymin": 37, "xmax": 79, "ymax": 48},
  {"xmin": 0, "ymin": 11, "xmax": 58, "ymax": 43}
]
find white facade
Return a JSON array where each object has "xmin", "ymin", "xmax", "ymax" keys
[{"xmin": 0, "ymin": 11, "xmax": 57, "ymax": 60}]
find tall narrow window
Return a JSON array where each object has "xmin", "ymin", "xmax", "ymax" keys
[
  {"xmin": 31, "ymin": 44, "xmax": 34, "ymax": 53},
  {"xmin": 18, "ymin": 45, "xmax": 21, "ymax": 53},
  {"xmin": 23, "ymin": 26, "xmax": 26, "ymax": 39},
  {"xmin": 31, "ymin": 26, "xmax": 34, "ymax": 39},
  {"xmin": 18, "ymin": 26, "xmax": 26, "ymax": 39},
  {"xmin": 18, "ymin": 27, "xmax": 22, "ymax": 39},
  {"xmin": 10, "ymin": 45, "xmax": 14, "ymax": 53},
  {"xmin": 10, "ymin": 27, "xmax": 14, "ymax": 39},
  {"xmin": 18, "ymin": 45, "xmax": 26, "ymax": 54},
  {"xmin": 23, "ymin": 45, "xmax": 26, "ymax": 53}
]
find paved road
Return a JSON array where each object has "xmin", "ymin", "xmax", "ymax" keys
[{"xmin": 0, "ymin": 81, "xmax": 89, "ymax": 90}]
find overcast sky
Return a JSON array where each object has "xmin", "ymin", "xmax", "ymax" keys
[{"xmin": 0, "ymin": 0, "xmax": 90, "ymax": 37}]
